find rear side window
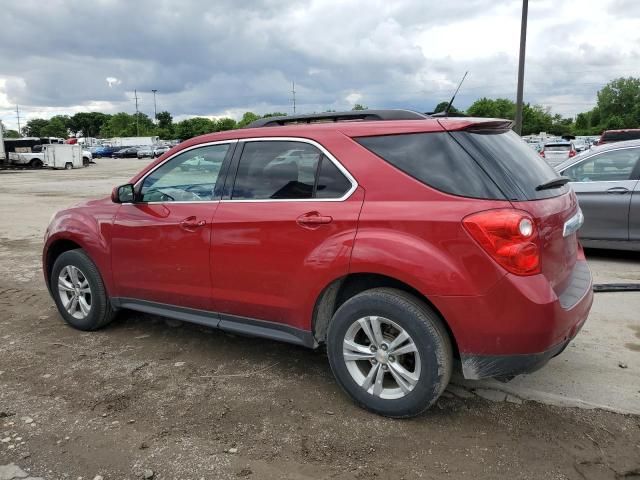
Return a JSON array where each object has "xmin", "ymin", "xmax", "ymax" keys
[
  {"xmin": 356, "ymin": 133, "xmax": 505, "ymax": 200},
  {"xmin": 231, "ymin": 141, "xmax": 352, "ymax": 200},
  {"xmin": 563, "ymin": 148, "xmax": 640, "ymax": 182},
  {"xmin": 451, "ymin": 130, "xmax": 567, "ymax": 200},
  {"xmin": 602, "ymin": 130, "xmax": 640, "ymax": 142}
]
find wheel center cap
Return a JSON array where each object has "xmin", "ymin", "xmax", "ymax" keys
[{"xmin": 375, "ymin": 351, "xmax": 388, "ymax": 364}]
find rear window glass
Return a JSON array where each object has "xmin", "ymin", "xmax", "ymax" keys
[
  {"xmin": 355, "ymin": 132, "xmax": 505, "ymax": 200},
  {"xmin": 450, "ymin": 130, "xmax": 568, "ymax": 200},
  {"xmin": 602, "ymin": 130, "xmax": 640, "ymax": 142},
  {"xmin": 545, "ymin": 144, "xmax": 570, "ymax": 151}
]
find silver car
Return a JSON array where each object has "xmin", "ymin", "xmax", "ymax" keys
[
  {"xmin": 556, "ymin": 140, "xmax": 640, "ymax": 251},
  {"xmin": 541, "ymin": 141, "xmax": 577, "ymax": 168}
]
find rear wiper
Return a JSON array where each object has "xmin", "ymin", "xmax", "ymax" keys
[{"xmin": 536, "ymin": 176, "xmax": 570, "ymax": 191}]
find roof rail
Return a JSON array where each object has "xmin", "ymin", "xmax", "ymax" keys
[{"xmin": 245, "ymin": 109, "xmax": 429, "ymax": 128}]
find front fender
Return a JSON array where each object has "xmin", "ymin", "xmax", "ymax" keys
[{"xmin": 43, "ymin": 199, "xmax": 118, "ymax": 294}]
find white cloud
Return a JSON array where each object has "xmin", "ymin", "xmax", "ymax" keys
[{"xmin": 106, "ymin": 77, "xmax": 121, "ymax": 88}]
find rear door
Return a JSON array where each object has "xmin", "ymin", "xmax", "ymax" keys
[
  {"xmin": 211, "ymin": 138, "xmax": 362, "ymax": 331},
  {"xmin": 560, "ymin": 147, "xmax": 640, "ymax": 240},
  {"xmin": 628, "ymin": 167, "xmax": 640, "ymax": 242}
]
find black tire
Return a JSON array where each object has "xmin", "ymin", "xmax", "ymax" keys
[
  {"xmin": 64, "ymin": 162, "xmax": 73, "ymax": 170},
  {"xmin": 51, "ymin": 249, "xmax": 115, "ymax": 331},
  {"xmin": 327, "ymin": 288, "xmax": 453, "ymax": 418},
  {"xmin": 83, "ymin": 157, "xmax": 90, "ymax": 166},
  {"xmin": 29, "ymin": 158, "xmax": 43, "ymax": 169}
]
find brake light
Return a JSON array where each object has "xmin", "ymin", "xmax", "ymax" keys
[
  {"xmin": 569, "ymin": 149, "xmax": 576, "ymax": 158},
  {"xmin": 463, "ymin": 209, "xmax": 540, "ymax": 276},
  {"xmin": 539, "ymin": 150, "xmax": 545, "ymax": 158}
]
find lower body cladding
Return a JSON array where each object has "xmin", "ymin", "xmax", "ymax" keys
[
  {"xmin": 434, "ymin": 260, "xmax": 594, "ymax": 380},
  {"xmin": 110, "ymin": 298, "xmax": 316, "ymax": 348}
]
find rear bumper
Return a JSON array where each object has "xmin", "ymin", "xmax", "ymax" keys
[{"xmin": 431, "ymin": 259, "xmax": 593, "ymax": 379}]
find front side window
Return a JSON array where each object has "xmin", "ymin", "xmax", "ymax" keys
[
  {"xmin": 231, "ymin": 141, "xmax": 352, "ymax": 200},
  {"xmin": 563, "ymin": 148, "xmax": 640, "ymax": 182},
  {"xmin": 140, "ymin": 143, "xmax": 230, "ymax": 202}
]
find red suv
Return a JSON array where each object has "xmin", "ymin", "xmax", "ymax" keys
[{"xmin": 43, "ymin": 110, "xmax": 592, "ymax": 417}]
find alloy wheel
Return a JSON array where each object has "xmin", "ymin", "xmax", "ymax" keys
[{"xmin": 57, "ymin": 265, "xmax": 92, "ymax": 320}]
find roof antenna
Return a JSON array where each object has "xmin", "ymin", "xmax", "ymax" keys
[{"xmin": 443, "ymin": 71, "xmax": 468, "ymax": 117}]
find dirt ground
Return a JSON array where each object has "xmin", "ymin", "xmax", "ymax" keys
[{"xmin": 0, "ymin": 160, "xmax": 639, "ymax": 479}]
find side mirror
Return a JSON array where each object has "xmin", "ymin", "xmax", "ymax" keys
[{"xmin": 112, "ymin": 184, "xmax": 135, "ymax": 203}]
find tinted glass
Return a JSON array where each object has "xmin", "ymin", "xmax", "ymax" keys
[
  {"xmin": 545, "ymin": 145, "xmax": 570, "ymax": 151},
  {"xmin": 315, "ymin": 156, "xmax": 352, "ymax": 198},
  {"xmin": 232, "ymin": 141, "xmax": 322, "ymax": 200},
  {"xmin": 356, "ymin": 132, "xmax": 505, "ymax": 199},
  {"xmin": 563, "ymin": 148, "xmax": 639, "ymax": 182},
  {"xmin": 140, "ymin": 143, "xmax": 229, "ymax": 202},
  {"xmin": 451, "ymin": 130, "xmax": 567, "ymax": 200},
  {"xmin": 602, "ymin": 131, "xmax": 640, "ymax": 142}
]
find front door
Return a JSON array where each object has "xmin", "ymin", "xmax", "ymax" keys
[
  {"xmin": 211, "ymin": 139, "xmax": 362, "ymax": 330},
  {"xmin": 111, "ymin": 141, "xmax": 235, "ymax": 310},
  {"xmin": 562, "ymin": 147, "xmax": 640, "ymax": 241}
]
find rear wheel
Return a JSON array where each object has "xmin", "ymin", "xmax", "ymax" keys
[
  {"xmin": 83, "ymin": 157, "xmax": 90, "ymax": 166},
  {"xmin": 51, "ymin": 250, "xmax": 115, "ymax": 331},
  {"xmin": 64, "ymin": 162, "xmax": 73, "ymax": 170},
  {"xmin": 29, "ymin": 158, "xmax": 43, "ymax": 169},
  {"xmin": 327, "ymin": 288, "xmax": 452, "ymax": 418}
]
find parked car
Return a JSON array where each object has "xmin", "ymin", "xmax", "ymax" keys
[
  {"xmin": 540, "ymin": 141, "xmax": 577, "ymax": 167},
  {"xmin": 113, "ymin": 147, "xmax": 140, "ymax": 158},
  {"xmin": 93, "ymin": 146, "xmax": 122, "ymax": 158},
  {"xmin": 556, "ymin": 139, "xmax": 640, "ymax": 251},
  {"xmin": 597, "ymin": 129, "xmax": 640, "ymax": 145},
  {"xmin": 573, "ymin": 139, "xmax": 589, "ymax": 152},
  {"xmin": 137, "ymin": 145, "xmax": 171, "ymax": 159},
  {"xmin": 43, "ymin": 110, "xmax": 592, "ymax": 418}
]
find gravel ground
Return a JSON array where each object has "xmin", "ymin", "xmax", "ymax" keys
[{"xmin": 0, "ymin": 160, "xmax": 639, "ymax": 479}]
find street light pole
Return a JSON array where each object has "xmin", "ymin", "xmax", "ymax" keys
[
  {"xmin": 514, "ymin": 0, "xmax": 528, "ymax": 135},
  {"xmin": 151, "ymin": 89, "xmax": 158, "ymax": 124}
]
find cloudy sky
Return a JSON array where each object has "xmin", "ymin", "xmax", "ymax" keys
[{"xmin": 1, "ymin": 0, "xmax": 639, "ymax": 130}]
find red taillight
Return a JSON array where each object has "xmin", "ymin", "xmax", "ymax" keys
[
  {"xmin": 569, "ymin": 149, "xmax": 576, "ymax": 158},
  {"xmin": 463, "ymin": 209, "xmax": 541, "ymax": 276},
  {"xmin": 539, "ymin": 150, "xmax": 545, "ymax": 158}
]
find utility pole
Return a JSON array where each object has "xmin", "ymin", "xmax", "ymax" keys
[
  {"xmin": 16, "ymin": 105, "xmax": 21, "ymax": 136},
  {"xmin": 514, "ymin": 0, "xmax": 528, "ymax": 135},
  {"xmin": 151, "ymin": 89, "xmax": 158, "ymax": 124},
  {"xmin": 291, "ymin": 81, "xmax": 296, "ymax": 114},
  {"xmin": 134, "ymin": 89, "xmax": 140, "ymax": 136}
]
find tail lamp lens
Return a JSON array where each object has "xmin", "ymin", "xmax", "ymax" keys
[{"xmin": 463, "ymin": 209, "xmax": 541, "ymax": 276}]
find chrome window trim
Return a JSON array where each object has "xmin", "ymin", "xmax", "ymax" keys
[
  {"xmin": 559, "ymin": 145, "xmax": 640, "ymax": 182},
  {"xmin": 222, "ymin": 136, "xmax": 358, "ymax": 203}
]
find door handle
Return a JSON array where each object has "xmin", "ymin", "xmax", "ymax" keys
[
  {"xmin": 180, "ymin": 216, "xmax": 206, "ymax": 230},
  {"xmin": 606, "ymin": 186, "xmax": 630, "ymax": 194},
  {"xmin": 296, "ymin": 212, "xmax": 333, "ymax": 229}
]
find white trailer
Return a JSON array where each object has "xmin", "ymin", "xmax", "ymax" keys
[
  {"xmin": 43, "ymin": 144, "xmax": 83, "ymax": 170},
  {"xmin": 109, "ymin": 136, "xmax": 159, "ymax": 147}
]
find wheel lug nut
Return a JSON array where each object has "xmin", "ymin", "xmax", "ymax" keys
[
  {"xmin": 381, "ymin": 344, "xmax": 388, "ymax": 351},
  {"xmin": 389, "ymin": 356, "xmax": 395, "ymax": 362},
  {"xmin": 372, "ymin": 359, "xmax": 377, "ymax": 364},
  {"xmin": 370, "ymin": 345, "xmax": 377, "ymax": 352},
  {"xmin": 382, "ymin": 365, "xmax": 388, "ymax": 371}
]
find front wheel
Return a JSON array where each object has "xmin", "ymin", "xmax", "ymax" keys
[
  {"xmin": 51, "ymin": 249, "xmax": 115, "ymax": 331},
  {"xmin": 29, "ymin": 158, "xmax": 43, "ymax": 169},
  {"xmin": 327, "ymin": 288, "xmax": 452, "ymax": 418}
]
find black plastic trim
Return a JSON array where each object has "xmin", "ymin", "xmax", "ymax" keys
[
  {"xmin": 111, "ymin": 297, "xmax": 316, "ymax": 348},
  {"xmin": 246, "ymin": 109, "xmax": 428, "ymax": 128}
]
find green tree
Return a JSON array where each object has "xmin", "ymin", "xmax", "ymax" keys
[
  {"xmin": 352, "ymin": 104, "xmax": 368, "ymax": 111},
  {"xmin": 597, "ymin": 77, "xmax": 640, "ymax": 128},
  {"xmin": 41, "ymin": 115, "xmax": 70, "ymax": 138},
  {"xmin": 156, "ymin": 111, "xmax": 173, "ymax": 130},
  {"xmin": 68, "ymin": 112, "xmax": 110, "ymax": 138},
  {"xmin": 100, "ymin": 112, "xmax": 154, "ymax": 137},
  {"xmin": 4, "ymin": 129, "xmax": 20, "ymax": 138},
  {"xmin": 22, "ymin": 118, "xmax": 50, "ymax": 137},
  {"xmin": 215, "ymin": 117, "xmax": 237, "ymax": 131},
  {"xmin": 433, "ymin": 101, "xmax": 459, "ymax": 114},
  {"xmin": 236, "ymin": 112, "xmax": 260, "ymax": 128},
  {"xmin": 174, "ymin": 117, "xmax": 217, "ymax": 140}
]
